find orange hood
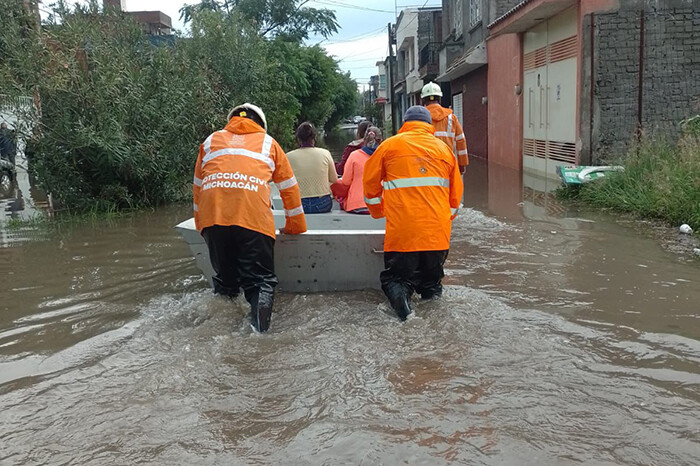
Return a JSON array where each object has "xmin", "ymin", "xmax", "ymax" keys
[
  {"xmin": 426, "ymin": 103, "xmax": 453, "ymax": 123},
  {"xmin": 224, "ymin": 116, "xmax": 266, "ymax": 134},
  {"xmin": 398, "ymin": 120, "xmax": 435, "ymax": 135}
]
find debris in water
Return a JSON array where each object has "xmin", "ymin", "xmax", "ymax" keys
[{"xmin": 679, "ymin": 224, "xmax": 693, "ymax": 234}]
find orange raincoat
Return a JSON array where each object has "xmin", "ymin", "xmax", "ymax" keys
[
  {"xmin": 193, "ymin": 117, "xmax": 307, "ymax": 238},
  {"xmin": 427, "ymin": 103, "xmax": 468, "ymax": 169},
  {"xmin": 362, "ymin": 120, "xmax": 464, "ymax": 252}
]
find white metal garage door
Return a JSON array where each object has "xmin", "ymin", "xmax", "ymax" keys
[{"xmin": 523, "ymin": 7, "xmax": 579, "ymax": 179}]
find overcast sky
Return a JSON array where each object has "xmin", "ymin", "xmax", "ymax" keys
[{"xmin": 47, "ymin": 0, "xmax": 442, "ymax": 86}]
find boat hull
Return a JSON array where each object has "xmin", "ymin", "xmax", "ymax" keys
[{"xmin": 176, "ymin": 212, "xmax": 386, "ymax": 292}]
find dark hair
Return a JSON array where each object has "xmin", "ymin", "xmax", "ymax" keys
[
  {"xmin": 296, "ymin": 121, "xmax": 316, "ymax": 146},
  {"xmin": 231, "ymin": 108, "xmax": 264, "ymax": 128},
  {"xmin": 357, "ymin": 120, "xmax": 371, "ymax": 138}
]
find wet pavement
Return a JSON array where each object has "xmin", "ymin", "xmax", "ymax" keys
[{"xmin": 0, "ymin": 133, "xmax": 699, "ymax": 465}]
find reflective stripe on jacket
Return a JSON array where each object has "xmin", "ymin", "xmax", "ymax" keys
[
  {"xmin": 362, "ymin": 120, "xmax": 464, "ymax": 252},
  {"xmin": 427, "ymin": 103, "xmax": 468, "ymax": 168},
  {"xmin": 193, "ymin": 117, "xmax": 307, "ymax": 237}
]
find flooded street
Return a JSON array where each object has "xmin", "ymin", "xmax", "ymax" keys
[{"xmin": 1, "ymin": 134, "xmax": 699, "ymax": 464}]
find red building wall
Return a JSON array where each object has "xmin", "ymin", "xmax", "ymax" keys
[
  {"xmin": 452, "ymin": 66, "xmax": 489, "ymax": 160},
  {"xmin": 486, "ymin": 34, "xmax": 523, "ymax": 171}
]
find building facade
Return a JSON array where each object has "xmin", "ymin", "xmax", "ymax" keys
[
  {"xmin": 394, "ymin": 8, "xmax": 443, "ymax": 120},
  {"xmin": 103, "ymin": 0, "xmax": 172, "ymax": 36},
  {"xmin": 487, "ymin": 0, "xmax": 700, "ymax": 178},
  {"xmin": 384, "ymin": 0, "xmax": 699, "ymax": 177},
  {"xmin": 436, "ymin": 1, "xmax": 523, "ymax": 160},
  {"xmin": 374, "ymin": 60, "xmax": 392, "ymax": 129}
]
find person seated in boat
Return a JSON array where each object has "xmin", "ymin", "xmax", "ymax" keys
[
  {"xmin": 286, "ymin": 122, "xmax": 338, "ymax": 214},
  {"xmin": 336, "ymin": 120, "xmax": 370, "ymax": 176},
  {"xmin": 331, "ymin": 126, "xmax": 382, "ymax": 215},
  {"xmin": 192, "ymin": 103, "xmax": 307, "ymax": 333}
]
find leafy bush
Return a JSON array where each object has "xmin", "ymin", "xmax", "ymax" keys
[
  {"xmin": 0, "ymin": 0, "xmax": 356, "ymax": 212},
  {"xmin": 28, "ymin": 6, "xmax": 222, "ymax": 211},
  {"xmin": 560, "ymin": 135, "xmax": 700, "ymax": 229},
  {"xmin": 681, "ymin": 115, "xmax": 700, "ymax": 138}
]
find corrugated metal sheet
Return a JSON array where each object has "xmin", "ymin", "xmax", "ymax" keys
[{"xmin": 487, "ymin": 0, "xmax": 536, "ymax": 29}]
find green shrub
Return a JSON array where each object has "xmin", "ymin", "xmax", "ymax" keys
[
  {"xmin": 1, "ymin": 1, "xmax": 356, "ymax": 212},
  {"xmin": 560, "ymin": 135, "xmax": 700, "ymax": 229}
]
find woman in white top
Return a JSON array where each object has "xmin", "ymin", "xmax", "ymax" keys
[{"xmin": 286, "ymin": 122, "xmax": 338, "ymax": 214}]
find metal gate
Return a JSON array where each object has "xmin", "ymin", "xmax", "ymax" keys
[
  {"xmin": 452, "ymin": 92, "xmax": 464, "ymax": 126},
  {"xmin": 523, "ymin": 7, "xmax": 578, "ymax": 178}
]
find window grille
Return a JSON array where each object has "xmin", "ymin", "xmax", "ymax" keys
[{"xmin": 469, "ymin": 0, "xmax": 481, "ymax": 28}]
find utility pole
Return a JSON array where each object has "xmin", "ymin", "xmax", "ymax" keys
[{"xmin": 387, "ymin": 22, "xmax": 398, "ymax": 135}]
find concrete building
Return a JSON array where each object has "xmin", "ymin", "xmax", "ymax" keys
[
  {"xmin": 394, "ymin": 8, "xmax": 443, "ymax": 119},
  {"xmin": 374, "ymin": 60, "xmax": 392, "ymax": 129},
  {"xmin": 486, "ymin": 0, "xmax": 700, "ymax": 178},
  {"xmin": 436, "ymin": 1, "xmax": 523, "ymax": 160},
  {"xmin": 386, "ymin": 1, "xmax": 699, "ymax": 177},
  {"xmin": 103, "ymin": 0, "xmax": 172, "ymax": 36}
]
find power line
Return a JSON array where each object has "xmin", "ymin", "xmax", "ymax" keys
[
  {"xmin": 312, "ymin": 0, "xmax": 394, "ymax": 14},
  {"xmin": 336, "ymin": 49, "xmax": 386, "ymax": 61},
  {"xmin": 320, "ymin": 25, "xmax": 386, "ymax": 45},
  {"xmin": 341, "ymin": 57, "xmax": 386, "ymax": 63}
]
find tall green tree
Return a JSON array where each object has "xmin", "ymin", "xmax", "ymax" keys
[
  {"xmin": 180, "ymin": 0, "xmax": 338, "ymax": 39},
  {"xmin": 0, "ymin": 0, "xmax": 356, "ymax": 212}
]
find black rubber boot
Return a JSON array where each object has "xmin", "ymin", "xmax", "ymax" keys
[
  {"xmin": 420, "ymin": 287, "xmax": 442, "ymax": 300},
  {"xmin": 249, "ymin": 289, "xmax": 273, "ymax": 333},
  {"xmin": 384, "ymin": 282, "xmax": 412, "ymax": 321}
]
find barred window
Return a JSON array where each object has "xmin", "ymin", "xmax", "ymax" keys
[
  {"xmin": 453, "ymin": 0, "xmax": 463, "ymax": 37},
  {"xmin": 469, "ymin": 0, "xmax": 481, "ymax": 28}
]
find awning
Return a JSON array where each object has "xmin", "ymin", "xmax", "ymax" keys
[
  {"xmin": 374, "ymin": 97, "xmax": 387, "ymax": 104},
  {"xmin": 488, "ymin": 0, "xmax": 577, "ymax": 36},
  {"xmin": 436, "ymin": 42, "xmax": 487, "ymax": 83}
]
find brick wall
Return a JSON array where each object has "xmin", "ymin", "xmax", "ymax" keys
[{"xmin": 584, "ymin": 1, "xmax": 700, "ymax": 161}]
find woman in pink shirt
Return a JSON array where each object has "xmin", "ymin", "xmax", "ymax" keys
[{"xmin": 334, "ymin": 126, "xmax": 382, "ymax": 214}]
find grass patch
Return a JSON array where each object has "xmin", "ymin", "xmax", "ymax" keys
[
  {"xmin": 558, "ymin": 135, "xmax": 700, "ymax": 230},
  {"xmin": 1, "ymin": 205, "xmax": 150, "ymax": 233}
]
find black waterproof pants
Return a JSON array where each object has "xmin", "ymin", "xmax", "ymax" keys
[
  {"xmin": 380, "ymin": 250, "xmax": 449, "ymax": 320},
  {"xmin": 201, "ymin": 225, "xmax": 278, "ymax": 331}
]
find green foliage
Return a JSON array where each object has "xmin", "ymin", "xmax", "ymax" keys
[
  {"xmin": 326, "ymin": 72, "xmax": 358, "ymax": 131},
  {"xmin": 24, "ymin": 5, "xmax": 222, "ymax": 211},
  {"xmin": 0, "ymin": 0, "xmax": 41, "ymax": 95},
  {"xmin": 184, "ymin": 8, "xmax": 355, "ymax": 147},
  {"xmin": 358, "ymin": 98, "xmax": 383, "ymax": 128},
  {"xmin": 1, "ymin": 0, "xmax": 355, "ymax": 212},
  {"xmin": 180, "ymin": 0, "xmax": 338, "ymax": 39},
  {"xmin": 681, "ymin": 115, "xmax": 700, "ymax": 138},
  {"xmin": 559, "ymin": 135, "xmax": 700, "ymax": 229}
]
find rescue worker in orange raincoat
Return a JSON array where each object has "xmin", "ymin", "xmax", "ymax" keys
[
  {"xmin": 193, "ymin": 103, "xmax": 307, "ymax": 333},
  {"xmin": 421, "ymin": 82, "xmax": 469, "ymax": 174},
  {"xmin": 363, "ymin": 106, "xmax": 464, "ymax": 321}
]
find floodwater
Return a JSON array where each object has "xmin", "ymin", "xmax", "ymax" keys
[{"xmin": 1, "ymin": 132, "xmax": 699, "ymax": 465}]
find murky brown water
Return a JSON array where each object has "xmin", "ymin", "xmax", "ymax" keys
[{"xmin": 1, "ymin": 139, "xmax": 699, "ymax": 464}]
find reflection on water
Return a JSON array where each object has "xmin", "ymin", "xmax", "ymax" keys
[
  {"xmin": 0, "ymin": 148, "xmax": 52, "ymax": 226},
  {"xmin": 0, "ymin": 155, "xmax": 698, "ymax": 464},
  {"xmin": 319, "ymin": 124, "xmax": 358, "ymax": 162}
]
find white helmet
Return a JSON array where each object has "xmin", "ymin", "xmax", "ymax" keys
[
  {"xmin": 421, "ymin": 82, "xmax": 443, "ymax": 99},
  {"xmin": 227, "ymin": 103, "xmax": 268, "ymax": 131}
]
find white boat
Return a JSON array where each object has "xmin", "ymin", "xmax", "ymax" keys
[{"xmin": 176, "ymin": 191, "xmax": 386, "ymax": 292}]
